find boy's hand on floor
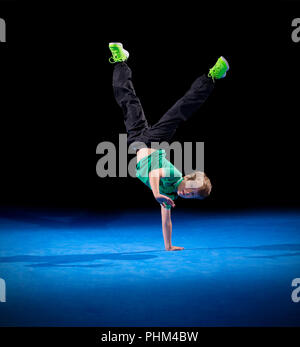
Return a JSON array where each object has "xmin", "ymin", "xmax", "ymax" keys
[{"xmin": 154, "ymin": 194, "xmax": 175, "ymax": 208}]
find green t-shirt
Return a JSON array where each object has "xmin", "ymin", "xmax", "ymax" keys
[{"xmin": 136, "ymin": 149, "xmax": 184, "ymax": 209}]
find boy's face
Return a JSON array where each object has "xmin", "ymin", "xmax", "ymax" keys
[
  {"xmin": 177, "ymin": 187, "xmax": 204, "ymax": 199},
  {"xmin": 177, "ymin": 177, "xmax": 205, "ymax": 199}
]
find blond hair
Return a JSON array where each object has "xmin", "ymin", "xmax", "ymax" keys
[{"xmin": 184, "ymin": 171, "xmax": 212, "ymax": 199}]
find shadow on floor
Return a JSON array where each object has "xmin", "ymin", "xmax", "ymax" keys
[
  {"xmin": 0, "ymin": 244, "xmax": 300, "ymax": 267},
  {"xmin": 0, "ymin": 253, "xmax": 158, "ymax": 267},
  {"xmin": 184, "ymin": 244, "xmax": 300, "ymax": 259}
]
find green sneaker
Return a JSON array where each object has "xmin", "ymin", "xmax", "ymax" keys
[
  {"xmin": 108, "ymin": 42, "xmax": 129, "ymax": 63},
  {"xmin": 208, "ymin": 56, "xmax": 229, "ymax": 81}
]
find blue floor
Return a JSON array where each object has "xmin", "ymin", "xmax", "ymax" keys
[{"xmin": 0, "ymin": 208, "xmax": 299, "ymax": 326}]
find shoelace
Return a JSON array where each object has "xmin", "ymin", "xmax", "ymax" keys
[
  {"xmin": 109, "ymin": 51, "xmax": 124, "ymax": 64},
  {"xmin": 208, "ymin": 65, "xmax": 221, "ymax": 82},
  {"xmin": 109, "ymin": 56, "xmax": 116, "ymax": 63}
]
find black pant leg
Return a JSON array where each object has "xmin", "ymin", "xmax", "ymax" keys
[
  {"xmin": 143, "ymin": 74, "xmax": 214, "ymax": 143},
  {"xmin": 113, "ymin": 63, "xmax": 149, "ymax": 144}
]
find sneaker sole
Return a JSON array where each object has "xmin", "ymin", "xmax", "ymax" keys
[
  {"xmin": 220, "ymin": 56, "xmax": 230, "ymax": 71},
  {"xmin": 109, "ymin": 42, "xmax": 123, "ymax": 48}
]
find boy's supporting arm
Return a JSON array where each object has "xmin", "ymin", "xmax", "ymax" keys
[
  {"xmin": 161, "ymin": 206, "xmax": 172, "ymax": 250},
  {"xmin": 149, "ymin": 169, "xmax": 175, "ymax": 208}
]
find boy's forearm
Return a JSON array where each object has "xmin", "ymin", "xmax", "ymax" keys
[
  {"xmin": 149, "ymin": 171, "xmax": 161, "ymax": 197},
  {"xmin": 161, "ymin": 206, "xmax": 172, "ymax": 249},
  {"xmin": 162, "ymin": 221, "xmax": 172, "ymax": 249}
]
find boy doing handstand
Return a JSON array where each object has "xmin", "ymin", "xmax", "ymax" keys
[{"xmin": 109, "ymin": 42, "xmax": 229, "ymax": 251}]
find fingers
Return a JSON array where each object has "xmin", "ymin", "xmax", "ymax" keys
[
  {"xmin": 166, "ymin": 198, "xmax": 175, "ymax": 208},
  {"xmin": 158, "ymin": 195, "xmax": 175, "ymax": 208}
]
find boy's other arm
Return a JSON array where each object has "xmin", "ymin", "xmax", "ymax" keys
[{"xmin": 149, "ymin": 169, "xmax": 175, "ymax": 208}]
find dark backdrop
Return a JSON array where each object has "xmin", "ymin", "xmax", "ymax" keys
[{"xmin": 0, "ymin": 1, "xmax": 299, "ymax": 211}]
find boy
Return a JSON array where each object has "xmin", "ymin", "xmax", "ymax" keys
[{"xmin": 109, "ymin": 42, "xmax": 229, "ymax": 251}]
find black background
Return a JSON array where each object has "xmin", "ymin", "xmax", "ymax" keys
[{"xmin": 0, "ymin": 0, "xmax": 299, "ymax": 212}]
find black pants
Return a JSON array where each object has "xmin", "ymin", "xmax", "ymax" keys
[{"xmin": 113, "ymin": 62, "xmax": 214, "ymax": 151}]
